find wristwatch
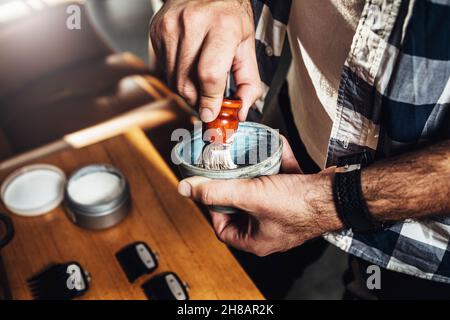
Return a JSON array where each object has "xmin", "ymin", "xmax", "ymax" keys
[{"xmin": 332, "ymin": 151, "xmax": 385, "ymax": 233}]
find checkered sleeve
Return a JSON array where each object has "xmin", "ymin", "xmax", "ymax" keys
[{"xmin": 325, "ymin": 0, "xmax": 450, "ymax": 283}]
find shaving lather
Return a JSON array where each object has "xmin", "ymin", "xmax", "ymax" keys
[{"xmin": 198, "ymin": 98, "xmax": 241, "ymax": 170}]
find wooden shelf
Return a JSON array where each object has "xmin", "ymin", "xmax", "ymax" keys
[{"xmin": 0, "ymin": 128, "xmax": 263, "ymax": 300}]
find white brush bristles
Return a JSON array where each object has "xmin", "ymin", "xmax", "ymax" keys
[{"xmin": 197, "ymin": 143, "xmax": 237, "ymax": 170}]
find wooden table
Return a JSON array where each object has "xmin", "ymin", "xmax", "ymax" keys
[{"xmin": 0, "ymin": 128, "xmax": 264, "ymax": 300}]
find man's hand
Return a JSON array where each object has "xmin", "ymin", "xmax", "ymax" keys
[
  {"xmin": 177, "ymin": 138, "xmax": 344, "ymax": 256},
  {"xmin": 178, "ymin": 136, "xmax": 450, "ymax": 256},
  {"xmin": 150, "ymin": 0, "xmax": 261, "ymax": 123}
]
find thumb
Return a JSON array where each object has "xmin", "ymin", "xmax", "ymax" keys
[{"xmin": 178, "ymin": 176, "xmax": 251, "ymax": 209}]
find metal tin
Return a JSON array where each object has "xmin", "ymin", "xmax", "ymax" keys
[
  {"xmin": 64, "ymin": 164, "xmax": 131, "ymax": 230},
  {"xmin": 0, "ymin": 164, "xmax": 66, "ymax": 217}
]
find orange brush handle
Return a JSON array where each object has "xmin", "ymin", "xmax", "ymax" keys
[{"xmin": 204, "ymin": 98, "xmax": 241, "ymax": 144}]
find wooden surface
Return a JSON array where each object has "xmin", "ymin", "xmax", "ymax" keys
[{"xmin": 0, "ymin": 128, "xmax": 264, "ymax": 300}]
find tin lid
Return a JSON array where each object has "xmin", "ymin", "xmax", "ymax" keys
[{"xmin": 0, "ymin": 164, "xmax": 66, "ymax": 217}]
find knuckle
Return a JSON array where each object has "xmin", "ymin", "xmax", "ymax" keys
[
  {"xmin": 229, "ymin": 181, "xmax": 249, "ymax": 208},
  {"xmin": 200, "ymin": 187, "xmax": 212, "ymax": 205},
  {"xmin": 244, "ymin": 177, "xmax": 267, "ymax": 211},
  {"xmin": 215, "ymin": 14, "xmax": 237, "ymax": 31},
  {"xmin": 180, "ymin": 7, "xmax": 198, "ymax": 25},
  {"xmin": 176, "ymin": 81, "xmax": 192, "ymax": 96},
  {"xmin": 159, "ymin": 15, "xmax": 177, "ymax": 34},
  {"xmin": 176, "ymin": 82, "xmax": 197, "ymax": 104},
  {"xmin": 198, "ymin": 68, "xmax": 222, "ymax": 85},
  {"xmin": 215, "ymin": 230, "xmax": 227, "ymax": 243},
  {"xmin": 253, "ymin": 246, "xmax": 270, "ymax": 257}
]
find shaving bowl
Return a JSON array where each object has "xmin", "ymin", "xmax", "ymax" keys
[{"xmin": 173, "ymin": 122, "xmax": 283, "ymax": 213}]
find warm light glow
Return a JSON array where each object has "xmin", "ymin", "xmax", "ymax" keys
[
  {"xmin": 41, "ymin": 0, "xmax": 84, "ymax": 6},
  {"xmin": 24, "ymin": 0, "xmax": 45, "ymax": 11},
  {"xmin": 63, "ymin": 99, "xmax": 177, "ymax": 148},
  {"xmin": 0, "ymin": 1, "xmax": 31, "ymax": 23},
  {"xmin": 0, "ymin": 0, "xmax": 87, "ymax": 24}
]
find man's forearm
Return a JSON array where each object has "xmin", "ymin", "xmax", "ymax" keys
[
  {"xmin": 361, "ymin": 139, "xmax": 450, "ymax": 222},
  {"xmin": 313, "ymin": 139, "xmax": 450, "ymax": 235}
]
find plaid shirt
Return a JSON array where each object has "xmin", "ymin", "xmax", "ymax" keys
[{"xmin": 251, "ymin": 0, "xmax": 450, "ymax": 283}]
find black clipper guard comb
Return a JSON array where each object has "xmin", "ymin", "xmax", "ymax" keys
[
  {"xmin": 27, "ymin": 262, "xmax": 90, "ymax": 300},
  {"xmin": 115, "ymin": 241, "xmax": 158, "ymax": 283},
  {"xmin": 141, "ymin": 272, "xmax": 189, "ymax": 300}
]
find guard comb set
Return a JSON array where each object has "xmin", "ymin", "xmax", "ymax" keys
[
  {"xmin": 25, "ymin": 241, "xmax": 189, "ymax": 300},
  {"xmin": 116, "ymin": 241, "xmax": 159, "ymax": 283},
  {"xmin": 27, "ymin": 262, "xmax": 90, "ymax": 300},
  {"xmin": 115, "ymin": 241, "xmax": 189, "ymax": 300}
]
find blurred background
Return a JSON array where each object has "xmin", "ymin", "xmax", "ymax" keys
[
  {"xmin": 86, "ymin": 0, "xmax": 160, "ymax": 64},
  {"xmin": 0, "ymin": 0, "xmax": 159, "ymax": 62},
  {"xmin": 0, "ymin": 0, "xmax": 347, "ymax": 300}
]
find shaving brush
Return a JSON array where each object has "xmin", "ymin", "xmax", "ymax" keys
[{"xmin": 198, "ymin": 98, "xmax": 241, "ymax": 170}]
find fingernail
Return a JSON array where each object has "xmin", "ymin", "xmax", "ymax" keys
[
  {"xmin": 200, "ymin": 108, "xmax": 214, "ymax": 122},
  {"xmin": 178, "ymin": 181, "xmax": 192, "ymax": 197}
]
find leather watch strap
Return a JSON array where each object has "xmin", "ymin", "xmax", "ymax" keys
[{"xmin": 333, "ymin": 151, "xmax": 384, "ymax": 233}]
